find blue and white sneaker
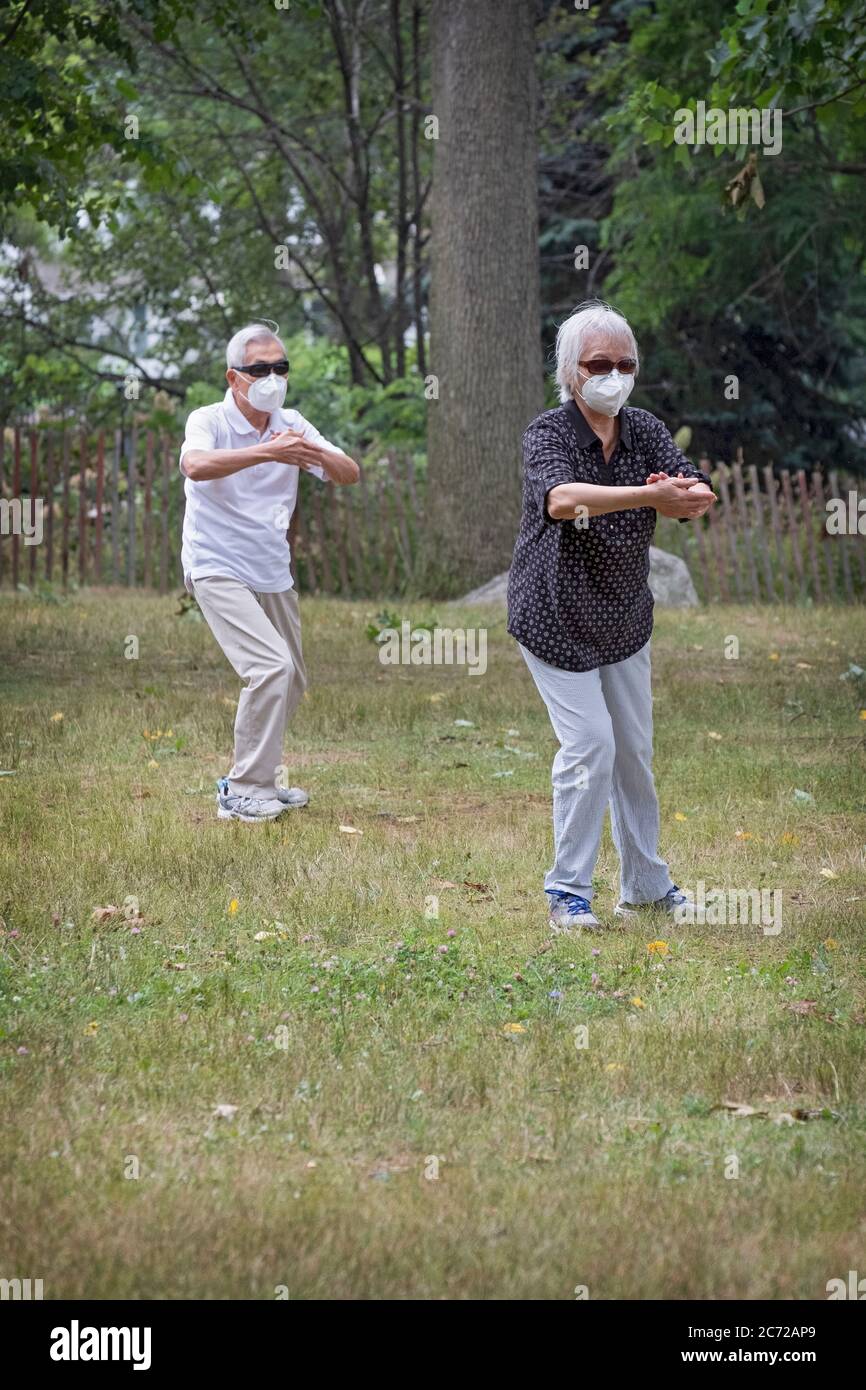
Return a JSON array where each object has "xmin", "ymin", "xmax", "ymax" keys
[
  {"xmin": 546, "ymin": 890, "xmax": 603, "ymax": 934},
  {"xmin": 216, "ymin": 777, "xmax": 285, "ymax": 823},
  {"xmin": 614, "ymin": 885, "xmax": 700, "ymax": 923}
]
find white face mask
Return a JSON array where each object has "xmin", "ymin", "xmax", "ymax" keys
[
  {"xmin": 578, "ymin": 368, "xmax": 635, "ymax": 417},
  {"xmin": 239, "ymin": 370, "xmax": 287, "ymax": 413}
]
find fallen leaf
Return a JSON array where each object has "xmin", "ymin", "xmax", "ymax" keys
[
  {"xmin": 212, "ymin": 1104, "xmax": 238, "ymax": 1120},
  {"xmin": 91, "ymin": 905, "xmax": 120, "ymax": 922},
  {"xmin": 785, "ymin": 999, "xmax": 818, "ymax": 1016},
  {"xmin": 712, "ymin": 1100, "xmax": 768, "ymax": 1118},
  {"xmin": 339, "ymin": 825, "xmax": 362, "ymax": 834}
]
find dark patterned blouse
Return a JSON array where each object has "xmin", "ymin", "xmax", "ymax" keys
[{"xmin": 506, "ymin": 401, "xmax": 711, "ymax": 672}]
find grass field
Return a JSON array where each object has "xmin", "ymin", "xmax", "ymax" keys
[{"xmin": 1, "ymin": 588, "xmax": 865, "ymax": 1300}]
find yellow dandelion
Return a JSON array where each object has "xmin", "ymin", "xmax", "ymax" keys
[
  {"xmin": 769, "ymin": 652, "xmax": 780, "ymax": 662},
  {"xmin": 646, "ymin": 940, "xmax": 669, "ymax": 956},
  {"xmin": 674, "ymin": 812, "xmax": 688, "ymax": 822},
  {"xmin": 780, "ymin": 832, "xmax": 798, "ymax": 845},
  {"xmin": 859, "ymin": 710, "xmax": 866, "ymax": 721},
  {"xmin": 502, "ymin": 1022, "xmax": 526, "ymax": 1034},
  {"xmin": 630, "ymin": 996, "xmax": 646, "ymax": 1009},
  {"xmin": 83, "ymin": 1020, "xmax": 99, "ymax": 1036},
  {"xmin": 605, "ymin": 1063, "xmax": 625, "ymax": 1072},
  {"xmin": 735, "ymin": 829, "xmax": 753, "ymax": 840},
  {"xmin": 823, "ymin": 938, "xmax": 839, "ymax": 951},
  {"xmin": 228, "ymin": 899, "xmax": 239, "ymax": 915}
]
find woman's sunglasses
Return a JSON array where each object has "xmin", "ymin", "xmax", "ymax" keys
[
  {"xmin": 579, "ymin": 357, "xmax": 637, "ymax": 376},
  {"xmin": 239, "ymin": 359, "xmax": 290, "ymax": 378}
]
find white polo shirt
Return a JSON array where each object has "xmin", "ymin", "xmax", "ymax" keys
[{"xmin": 179, "ymin": 388, "xmax": 342, "ymax": 593}]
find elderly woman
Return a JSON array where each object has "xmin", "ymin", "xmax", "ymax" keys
[{"xmin": 507, "ymin": 301, "xmax": 716, "ymax": 932}]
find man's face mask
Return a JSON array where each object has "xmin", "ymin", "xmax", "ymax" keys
[{"xmin": 234, "ymin": 358, "xmax": 290, "ymax": 412}]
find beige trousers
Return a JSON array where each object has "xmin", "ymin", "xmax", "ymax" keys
[{"xmin": 192, "ymin": 575, "xmax": 307, "ymax": 799}]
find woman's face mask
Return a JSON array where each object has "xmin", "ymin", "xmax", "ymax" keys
[{"xmin": 577, "ymin": 368, "xmax": 635, "ymax": 417}]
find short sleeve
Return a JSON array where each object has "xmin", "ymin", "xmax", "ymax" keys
[
  {"xmin": 523, "ymin": 417, "xmax": 577, "ymax": 523},
  {"xmin": 179, "ymin": 409, "xmax": 218, "ymax": 477},
  {"xmin": 291, "ymin": 413, "xmax": 344, "ymax": 483}
]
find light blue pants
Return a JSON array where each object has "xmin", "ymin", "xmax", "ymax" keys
[{"xmin": 519, "ymin": 640, "xmax": 675, "ymax": 904}]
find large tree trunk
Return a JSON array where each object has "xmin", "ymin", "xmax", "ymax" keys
[{"xmin": 423, "ymin": 0, "xmax": 543, "ymax": 595}]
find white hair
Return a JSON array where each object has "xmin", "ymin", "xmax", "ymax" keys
[
  {"xmin": 555, "ymin": 301, "xmax": 639, "ymax": 404},
  {"xmin": 225, "ymin": 323, "xmax": 285, "ymax": 370}
]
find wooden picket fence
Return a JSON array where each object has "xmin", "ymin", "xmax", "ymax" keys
[
  {"xmin": 0, "ymin": 426, "xmax": 863, "ymax": 601},
  {"xmin": 655, "ymin": 453, "xmax": 865, "ymax": 604}
]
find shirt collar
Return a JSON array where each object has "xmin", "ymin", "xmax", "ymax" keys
[
  {"xmin": 222, "ymin": 386, "xmax": 284, "ymax": 438},
  {"xmin": 564, "ymin": 398, "xmax": 633, "ymax": 451}
]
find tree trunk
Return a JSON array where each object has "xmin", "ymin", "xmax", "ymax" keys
[{"xmin": 423, "ymin": 0, "xmax": 543, "ymax": 595}]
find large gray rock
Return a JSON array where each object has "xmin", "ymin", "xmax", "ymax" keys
[
  {"xmin": 647, "ymin": 544, "xmax": 699, "ymax": 607},
  {"xmin": 459, "ymin": 546, "xmax": 698, "ymax": 608}
]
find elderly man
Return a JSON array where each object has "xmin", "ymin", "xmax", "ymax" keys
[
  {"xmin": 507, "ymin": 301, "xmax": 716, "ymax": 932},
  {"xmin": 180, "ymin": 322, "xmax": 359, "ymax": 822}
]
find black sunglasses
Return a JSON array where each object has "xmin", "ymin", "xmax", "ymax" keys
[
  {"xmin": 238, "ymin": 359, "xmax": 290, "ymax": 378},
  {"xmin": 579, "ymin": 357, "xmax": 637, "ymax": 376}
]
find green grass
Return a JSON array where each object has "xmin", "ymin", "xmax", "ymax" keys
[{"xmin": 1, "ymin": 588, "xmax": 865, "ymax": 1299}]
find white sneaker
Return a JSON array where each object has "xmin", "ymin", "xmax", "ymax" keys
[
  {"xmin": 216, "ymin": 779, "xmax": 285, "ymax": 823},
  {"xmin": 276, "ymin": 785, "xmax": 310, "ymax": 808},
  {"xmin": 614, "ymin": 885, "xmax": 701, "ymax": 923}
]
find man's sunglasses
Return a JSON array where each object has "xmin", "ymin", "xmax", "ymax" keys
[
  {"xmin": 579, "ymin": 357, "xmax": 637, "ymax": 375},
  {"xmin": 238, "ymin": 359, "xmax": 290, "ymax": 378}
]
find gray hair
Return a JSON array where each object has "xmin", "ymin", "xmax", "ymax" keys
[
  {"xmin": 225, "ymin": 322, "xmax": 284, "ymax": 370},
  {"xmin": 555, "ymin": 301, "xmax": 639, "ymax": 404}
]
